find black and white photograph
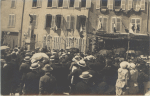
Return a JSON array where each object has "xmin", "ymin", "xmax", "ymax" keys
[{"xmin": 1, "ymin": 0, "xmax": 150, "ymax": 95}]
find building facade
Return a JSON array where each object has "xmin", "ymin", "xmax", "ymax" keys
[
  {"xmin": 87, "ymin": 0, "xmax": 150, "ymax": 53},
  {"xmin": 1, "ymin": 0, "xmax": 24, "ymax": 49},
  {"xmin": 22, "ymin": 0, "xmax": 92, "ymax": 52}
]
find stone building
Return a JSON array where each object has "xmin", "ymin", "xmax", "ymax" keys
[
  {"xmin": 1, "ymin": 0, "xmax": 24, "ymax": 49},
  {"xmin": 87, "ymin": 0, "xmax": 150, "ymax": 54},
  {"xmin": 21, "ymin": 0, "xmax": 92, "ymax": 52}
]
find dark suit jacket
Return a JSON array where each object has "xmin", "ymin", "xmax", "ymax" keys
[
  {"xmin": 39, "ymin": 73, "xmax": 56, "ymax": 95},
  {"xmin": 22, "ymin": 71, "xmax": 41, "ymax": 95}
]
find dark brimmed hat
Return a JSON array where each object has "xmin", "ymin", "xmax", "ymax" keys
[
  {"xmin": 42, "ymin": 64, "xmax": 53, "ymax": 71},
  {"xmin": 79, "ymin": 71, "xmax": 92, "ymax": 79},
  {"xmin": 30, "ymin": 63, "xmax": 40, "ymax": 69}
]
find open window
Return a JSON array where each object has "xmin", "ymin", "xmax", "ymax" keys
[
  {"xmin": 47, "ymin": 0, "xmax": 52, "ymax": 7},
  {"xmin": 115, "ymin": 0, "xmax": 121, "ymax": 9},
  {"xmin": 32, "ymin": 0, "xmax": 37, "ymax": 7},
  {"xmin": 102, "ymin": 0, "xmax": 107, "ymax": 7},
  {"xmin": 81, "ymin": 0, "xmax": 86, "ymax": 7},
  {"xmin": 111, "ymin": 17, "xmax": 121, "ymax": 33},
  {"xmin": 70, "ymin": 0, "xmax": 74, "ymax": 7},
  {"xmin": 97, "ymin": 16, "xmax": 108, "ymax": 31},
  {"xmin": 77, "ymin": 15, "xmax": 86, "ymax": 32},
  {"xmin": 58, "ymin": 0, "xmax": 63, "ymax": 7},
  {"xmin": 130, "ymin": 18, "xmax": 141, "ymax": 33},
  {"xmin": 11, "ymin": 0, "xmax": 16, "ymax": 8},
  {"xmin": 56, "ymin": 15, "xmax": 62, "ymax": 28},
  {"xmin": 46, "ymin": 14, "xmax": 52, "ymax": 28}
]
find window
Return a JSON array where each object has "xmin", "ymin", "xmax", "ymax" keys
[
  {"xmin": 130, "ymin": 18, "xmax": 141, "ymax": 33},
  {"xmin": 135, "ymin": 0, "xmax": 141, "ymax": 11},
  {"xmin": 111, "ymin": 17, "xmax": 121, "ymax": 33},
  {"xmin": 47, "ymin": 0, "xmax": 52, "ymax": 7},
  {"xmin": 66, "ymin": 37, "xmax": 74, "ymax": 48},
  {"xmin": 11, "ymin": 0, "xmax": 16, "ymax": 8},
  {"xmin": 30, "ymin": 14, "xmax": 38, "ymax": 28},
  {"xmin": 77, "ymin": 16, "xmax": 86, "ymax": 32},
  {"xmin": 70, "ymin": 0, "xmax": 74, "ymax": 7},
  {"xmin": 58, "ymin": 0, "xmax": 63, "ymax": 7},
  {"xmin": 115, "ymin": 0, "xmax": 121, "ymax": 6},
  {"xmin": 56, "ymin": 15, "xmax": 61, "ymax": 28},
  {"xmin": 96, "ymin": 0, "xmax": 100, "ymax": 9},
  {"xmin": 81, "ymin": 39, "xmax": 86, "ymax": 53},
  {"xmin": 102, "ymin": 0, "xmax": 107, "ymax": 6},
  {"xmin": 74, "ymin": 38, "xmax": 80, "ymax": 48},
  {"xmin": 97, "ymin": 16, "xmax": 108, "ymax": 31},
  {"xmin": 32, "ymin": 0, "xmax": 37, "ymax": 7},
  {"xmin": 46, "ymin": 14, "xmax": 52, "ymax": 28},
  {"xmin": 67, "ymin": 15, "xmax": 74, "ymax": 29},
  {"xmin": 8, "ymin": 14, "xmax": 15, "ymax": 27},
  {"xmin": 81, "ymin": 0, "xmax": 86, "ymax": 7}
]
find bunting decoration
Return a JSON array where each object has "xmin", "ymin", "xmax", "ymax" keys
[
  {"xmin": 97, "ymin": 19, "xmax": 102, "ymax": 30},
  {"xmin": 129, "ymin": 23, "xmax": 134, "ymax": 33},
  {"xmin": 80, "ymin": 25, "xmax": 83, "ymax": 32}
]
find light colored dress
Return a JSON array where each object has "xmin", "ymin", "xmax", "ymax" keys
[
  {"xmin": 128, "ymin": 69, "xmax": 139, "ymax": 94},
  {"xmin": 116, "ymin": 68, "xmax": 129, "ymax": 95}
]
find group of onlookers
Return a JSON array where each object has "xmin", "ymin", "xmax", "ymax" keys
[{"xmin": 1, "ymin": 46, "xmax": 149, "ymax": 95}]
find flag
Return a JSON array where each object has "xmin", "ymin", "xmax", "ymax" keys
[
  {"xmin": 129, "ymin": 23, "xmax": 134, "ymax": 33},
  {"xmin": 80, "ymin": 25, "xmax": 83, "ymax": 32},
  {"xmin": 97, "ymin": 19, "xmax": 102, "ymax": 30}
]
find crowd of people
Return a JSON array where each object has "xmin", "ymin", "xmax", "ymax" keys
[{"xmin": 1, "ymin": 45, "xmax": 149, "ymax": 95}]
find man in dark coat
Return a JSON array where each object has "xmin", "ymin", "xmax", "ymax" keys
[
  {"xmin": 20, "ymin": 63, "xmax": 41, "ymax": 95},
  {"xmin": 39, "ymin": 64, "xmax": 56, "ymax": 95},
  {"xmin": 74, "ymin": 71, "xmax": 93, "ymax": 94},
  {"xmin": 51, "ymin": 57, "xmax": 69, "ymax": 94}
]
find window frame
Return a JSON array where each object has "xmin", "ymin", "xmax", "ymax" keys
[
  {"xmin": 111, "ymin": 17, "xmax": 122, "ymax": 33},
  {"xmin": 8, "ymin": 14, "xmax": 16, "ymax": 28},
  {"xmin": 46, "ymin": 14, "xmax": 52, "ymax": 28},
  {"xmin": 47, "ymin": 0, "xmax": 52, "ymax": 8},
  {"xmin": 32, "ymin": 0, "xmax": 37, "ymax": 8},
  {"xmin": 58, "ymin": 0, "xmax": 63, "ymax": 8},
  {"xmin": 130, "ymin": 18, "xmax": 141, "ymax": 34},
  {"xmin": 81, "ymin": 0, "xmax": 86, "ymax": 8},
  {"xmin": 101, "ymin": 0, "xmax": 108, "ymax": 7},
  {"xmin": 56, "ymin": 15, "xmax": 62, "ymax": 29},
  {"xmin": 69, "ymin": 0, "xmax": 74, "ymax": 7},
  {"xmin": 29, "ymin": 14, "xmax": 38, "ymax": 29},
  {"xmin": 97, "ymin": 16, "xmax": 108, "ymax": 32},
  {"xmin": 11, "ymin": 0, "xmax": 16, "ymax": 8}
]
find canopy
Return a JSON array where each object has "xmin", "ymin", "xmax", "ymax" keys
[
  {"xmin": 0, "ymin": 46, "xmax": 10, "ymax": 50},
  {"xmin": 31, "ymin": 53, "xmax": 49, "ymax": 64}
]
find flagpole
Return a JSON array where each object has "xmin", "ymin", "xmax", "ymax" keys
[{"xmin": 126, "ymin": 33, "xmax": 130, "ymax": 60}]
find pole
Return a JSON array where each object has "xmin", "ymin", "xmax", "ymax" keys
[
  {"xmin": 126, "ymin": 33, "xmax": 130, "ymax": 60},
  {"xmin": 20, "ymin": 0, "xmax": 25, "ymax": 47}
]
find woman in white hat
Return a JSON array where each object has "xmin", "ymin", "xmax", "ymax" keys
[
  {"xmin": 116, "ymin": 61, "xmax": 129, "ymax": 95},
  {"xmin": 128, "ymin": 63, "xmax": 139, "ymax": 94}
]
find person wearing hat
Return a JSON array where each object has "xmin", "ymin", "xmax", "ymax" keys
[
  {"xmin": 128, "ymin": 63, "xmax": 139, "ymax": 94},
  {"xmin": 19, "ymin": 56, "xmax": 31, "ymax": 77},
  {"xmin": 51, "ymin": 56, "xmax": 69, "ymax": 94},
  {"xmin": 116, "ymin": 61, "xmax": 129, "ymax": 95},
  {"xmin": 74, "ymin": 71, "xmax": 93, "ymax": 94},
  {"xmin": 39, "ymin": 64, "xmax": 56, "ymax": 95},
  {"xmin": 20, "ymin": 63, "xmax": 41, "ymax": 95},
  {"xmin": 1, "ymin": 55, "xmax": 13, "ymax": 95}
]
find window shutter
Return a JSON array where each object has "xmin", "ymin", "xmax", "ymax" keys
[
  {"xmin": 8, "ymin": 15, "xmax": 12, "ymax": 26},
  {"xmin": 121, "ymin": 0, "xmax": 126, "ymax": 10},
  {"xmin": 52, "ymin": 0, "xmax": 57, "ymax": 7},
  {"xmin": 11, "ymin": 14, "xmax": 15, "ymax": 27},
  {"xmin": 140, "ymin": 0, "xmax": 145, "ymax": 10},
  {"xmin": 103, "ymin": 17, "xmax": 107, "ymax": 31},
  {"xmin": 76, "ymin": 15, "xmax": 80, "ymax": 31},
  {"xmin": 45, "ymin": 14, "xmax": 47, "ymax": 28},
  {"xmin": 37, "ymin": 0, "xmax": 42, "ymax": 7},
  {"xmin": 71, "ymin": 16, "xmax": 74, "ymax": 29},
  {"xmin": 60, "ymin": 15, "xmax": 63, "ymax": 29},
  {"xmin": 51, "ymin": 15, "xmax": 55, "ymax": 28},
  {"xmin": 112, "ymin": 17, "xmax": 116, "ymax": 32},
  {"xmin": 116, "ymin": 18, "xmax": 121, "ymax": 32},
  {"xmin": 67, "ymin": 15, "xmax": 71, "ymax": 29},
  {"xmin": 128, "ymin": 0, "xmax": 133, "ymax": 10},
  {"xmin": 74, "ymin": 0, "xmax": 79, "ymax": 8},
  {"xmin": 96, "ymin": 0, "xmax": 100, "ymax": 9},
  {"xmin": 86, "ymin": 0, "xmax": 91, "ymax": 8},
  {"xmin": 63, "ymin": 0, "xmax": 69, "ymax": 8},
  {"xmin": 107, "ymin": 0, "xmax": 113, "ymax": 10},
  {"xmin": 35, "ymin": 15, "xmax": 38, "ymax": 28}
]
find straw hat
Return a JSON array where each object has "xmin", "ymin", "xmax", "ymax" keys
[
  {"xmin": 50, "ymin": 55, "xmax": 55, "ymax": 61},
  {"xmin": 42, "ymin": 64, "xmax": 53, "ymax": 71},
  {"xmin": 77, "ymin": 60, "xmax": 86, "ymax": 67},
  {"xmin": 24, "ymin": 56, "xmax": 31, "ymax": 62},
  {"xmin": 79, "ymin": 71, "xmax": 92, "ymax": 79},
  {"xmin": 130, "ymin": 63, "xmax": 136, "ymax": 69},
  {"xmin": 30, "ymin": 63, "xmax": 40, "ymax": 69}
]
